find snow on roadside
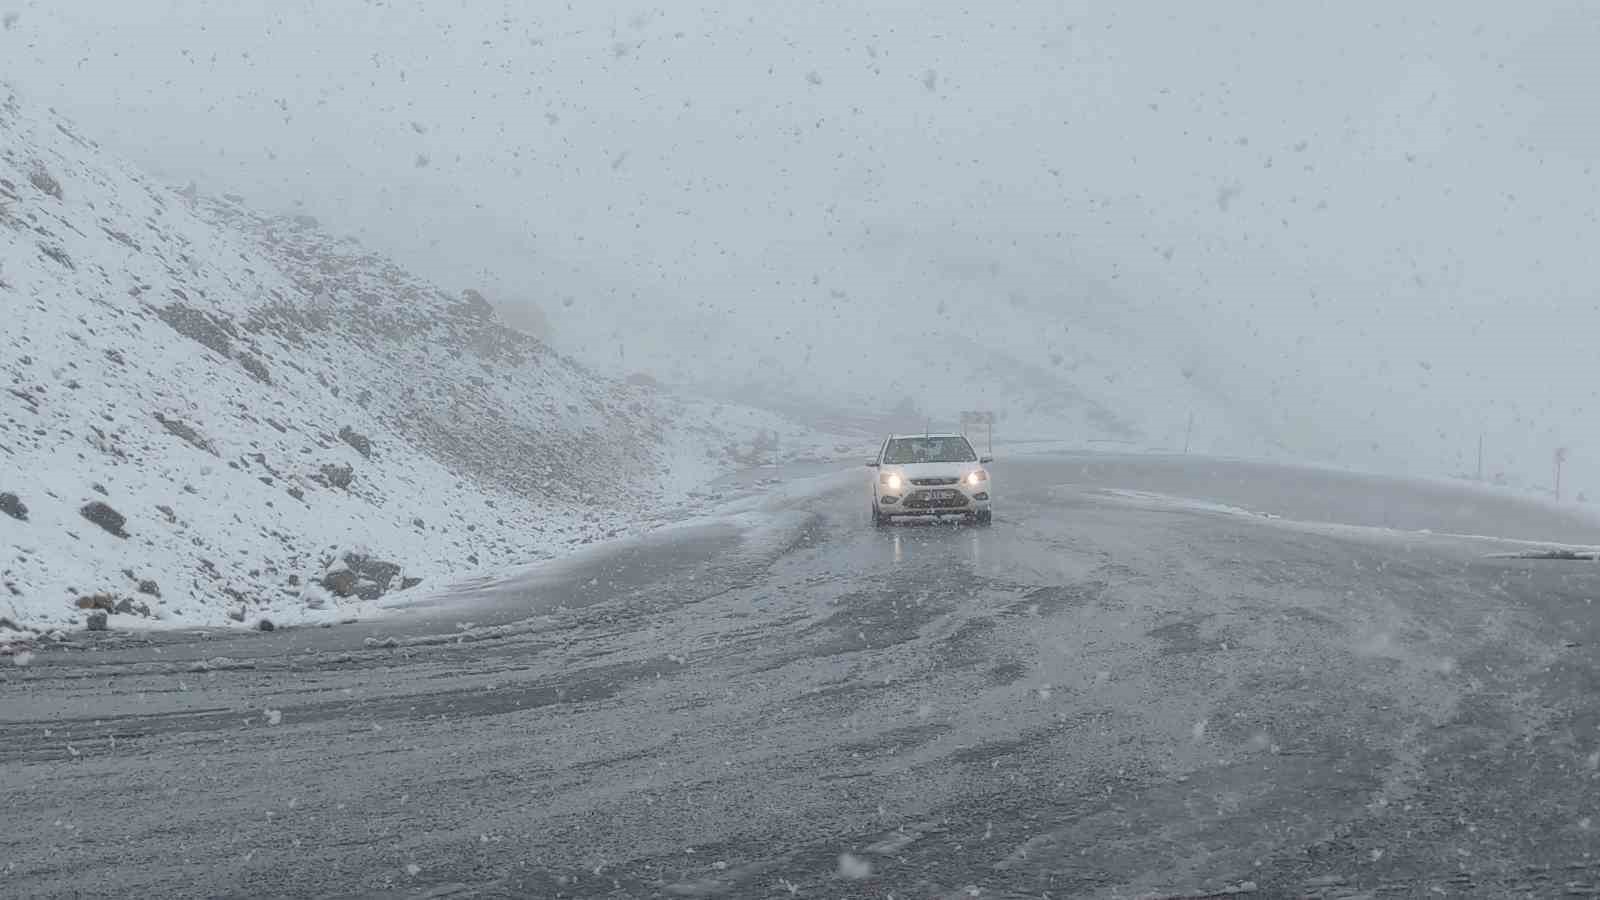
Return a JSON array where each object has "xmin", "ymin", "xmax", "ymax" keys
[
  {"xmin": 1073, "ymin": 485, "xmax": 1600, "ymax": 558},
  {"xmin": 352, "ymin": 463, "xmax": 869, "ymax": 626}
]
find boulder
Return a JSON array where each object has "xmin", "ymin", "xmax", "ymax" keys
[
  {"xmin": 137, "ymin": 579, "xmax": 160, "ymax": 597},
  {"xmin": 154, "ymin": 413, "xmax": 216, "ymax": 455},
  {"xmin": 317, "ymin": 463, "xmax": 354, "ymax": 490},
  {"xmin": 29, "ymin": 162, "xmax": 64, "ymax": 200},
  {"xmin": 321, "ymin": 566, "xmax": 359, "ymax": 598},
  {"xmin": 79, "ymin": 501, "xmax": 129, "ymax": 537},
  {"xmin": 318, "ymin": 550, "xmax": 403, "ymax": 600},
  {"xmin": 312, "ymin": 544, "xmax": 403, "ymax": 598},
  {"xmin": 237, "ymin": 353, "xmax": 272, "ymax": 384},
  {"xmin": 76, "ymin": 594, "xmax": 116, "ymax": 611},
  {"xmin": 157, "ymin": 303, "xmax": 233, "ymax": 357},
  {"xmin": 85, "ymin": 610, "xmax": 108, "ymax": 631},
  {"xmin": 344, "ymin": 552, "xmax": 400, "ymax": 588},
  {"xmin": 338, "ymin": 426, "xmax": 373, "ymax": 458},
  {"xmin": 0, "ymin": 492, "xmax": 26, "ymax": 521}
]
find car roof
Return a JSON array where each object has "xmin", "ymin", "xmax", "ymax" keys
[{"xmin": 887, "ymin": 433, "xmax": 969, "ymax": 440}]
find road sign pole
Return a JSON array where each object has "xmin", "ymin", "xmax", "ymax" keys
[{"xmin": 961, "ymin": 410, "xmax": 994, "ymax": 454}]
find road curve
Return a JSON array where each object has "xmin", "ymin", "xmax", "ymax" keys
[{"xmin": 4, "ymin": 454, "xmax": 1600, "ymax": 898}]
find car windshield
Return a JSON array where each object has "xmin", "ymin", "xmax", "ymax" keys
[{"xmin": 884, "ymin": 436, "xmax": 977, "ymax": 464}]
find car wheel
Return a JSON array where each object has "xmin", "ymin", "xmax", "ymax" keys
[
  {"xmin": 872, "ymin": 504, "xmax": 889, "ymax": 527},
  {"xmin": 974, "ymin": 509, "xmax": 993, "ymax": 526}
]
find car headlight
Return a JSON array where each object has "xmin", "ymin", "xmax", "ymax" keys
[
  {"xmin": 966, "ymin": 469, "xmax": 989, "ymax": 486},
  {"xmin": 881, "ymin": 472, "xmax": 903, "ymax": 491}
]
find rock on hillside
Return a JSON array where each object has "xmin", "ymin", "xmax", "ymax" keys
[{"xmin": 0, "ymin": 87, "xmax": 859, "ymax": 633}]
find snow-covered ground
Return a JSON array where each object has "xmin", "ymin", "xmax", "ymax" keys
[{"xmin": 0, "ymin": 88, "xmax": 869, "ymax": 636}]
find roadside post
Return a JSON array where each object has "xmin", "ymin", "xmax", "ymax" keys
[{"xmin": 961, "ymin": 410, "xmax": 996, "ymax": 456}]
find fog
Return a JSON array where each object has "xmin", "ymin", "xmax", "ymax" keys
[{"xmin": 7, "ymin": 1, "xmax": 1598, "ymax": 494}]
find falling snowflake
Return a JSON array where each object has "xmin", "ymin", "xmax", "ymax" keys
[
  {"xmin": 265, "ymin": 709, "xmax": 283, "ymax": 726},
  {"xmin": 837, "ymin": 853, "xmax": 872, "ymax": 880}
]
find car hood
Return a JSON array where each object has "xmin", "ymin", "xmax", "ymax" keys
[{"xmin": 889, "ymin": 462, "xmax": 981, "ymax": 480}]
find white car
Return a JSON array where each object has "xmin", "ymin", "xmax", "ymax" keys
[{"xmin": 868, "ymin": 433, "xmax": 993, "ymax": 526}]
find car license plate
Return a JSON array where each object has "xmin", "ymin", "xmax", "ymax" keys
[{"xmin": 932, "ymin": 489, "xmax": 959, "ymax": 500}]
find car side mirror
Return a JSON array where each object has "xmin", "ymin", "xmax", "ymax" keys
[
  {"xmin": 979, "ymin": 455, "xmax": 993, "ymax": 464},
  {"xmin": 866, "ymin": 461, "xmax": 880, "ymax": 468}
]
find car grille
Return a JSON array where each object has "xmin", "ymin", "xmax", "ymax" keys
[{"xmin": 910, "ymin": 477, "xmax": 959, "ymax": 486}]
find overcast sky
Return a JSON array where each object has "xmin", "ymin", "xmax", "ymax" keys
[{"xmin": 6, "ymin": 1, "xmax": 1600, "ymax": 489}]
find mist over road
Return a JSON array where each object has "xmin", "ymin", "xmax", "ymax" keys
[{"xmin": 5, "ymin": 455, "xmax": 1599, "ymax": 898}]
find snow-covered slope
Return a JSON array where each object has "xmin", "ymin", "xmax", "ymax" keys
[{"xmin": 0, "ymin": 89, "xmax": 862, "ymax": 635}]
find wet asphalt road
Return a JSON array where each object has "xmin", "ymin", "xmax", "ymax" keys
[{"xmin": 4, "ymin": 454, "xmax": 1600, "ymax": 899}]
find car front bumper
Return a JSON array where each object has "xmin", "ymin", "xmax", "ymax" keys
[{"xmin": 877, "ymin": 484, "xmax": 991, "ymax": 516}]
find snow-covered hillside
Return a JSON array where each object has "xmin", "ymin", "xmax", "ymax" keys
[{"xmin": 0, "ymin": 89, "xmax": 863, "ymax": 635}]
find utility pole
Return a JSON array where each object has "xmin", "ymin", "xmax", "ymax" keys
[
  {"xmin": 1184, "ymin": 412, "xmax": 1195, "ymax": 455},
  {"xmin": 1556, "ymin": 447, "xmax": 1569, "ymax": 501},
  {"xmin": 1476, "ymin": 434, "xmax": 1484, "ymax": 482}
]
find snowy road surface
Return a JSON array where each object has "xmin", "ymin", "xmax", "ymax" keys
[{"xmin": 5, "ymin": 455, "xmax": 1600, "ymax": 898}]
